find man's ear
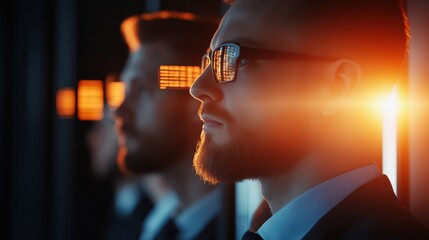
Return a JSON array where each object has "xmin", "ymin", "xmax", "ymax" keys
[{"xmin": 320, "ymin": 60, "xmax": 361, "ymax": 116}]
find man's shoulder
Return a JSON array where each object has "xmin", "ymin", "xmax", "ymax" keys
[{"xmin": 304, "ymin": 175, "xmax": 429, "ymax": 239}]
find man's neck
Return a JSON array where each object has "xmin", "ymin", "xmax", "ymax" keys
[
  {"xmin": 140, "ymin": 174, "xmax": 171, "ymax": 203},
  {"xmin": 260, "ymin": 156, "xmax": 320, "ymax": 214},
  {"xmin": 259, "ymin": 153, "xmax": 372, "ymax": 214},
  {"xmin": 163, "ymin": 153, "xmax": 214, "ymax": 211}
]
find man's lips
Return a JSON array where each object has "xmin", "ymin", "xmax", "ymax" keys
[{"xmin": 200, "ymin": 114, "xmax": 223, "ymax": 129}]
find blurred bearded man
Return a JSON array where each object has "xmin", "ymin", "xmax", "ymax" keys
[{"xmin": 115, "ymin": 11, "xmax": 222, "ymax": 240}]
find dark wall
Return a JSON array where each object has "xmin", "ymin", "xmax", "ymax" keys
[
  {"xmin": 1, "ymin": 0, "xmax": 55, "ymax": 239},
  {"xmin": 161, "ymin": 0, "xmax": 222, "ymax": 15},
  {"xmin": 76, "ymin": 0, "xmax": 146, "ymax": 79},
  {"xmin": 72, "ymin": 0, "xmax": 225, "ymax": 239},
  {"xmin": 1, "ymin": 1, "xmax": 225, "ymax": 240},
  {"xmin": 0, "ymin": 0, "xmax": 11, "ymax": 238}
]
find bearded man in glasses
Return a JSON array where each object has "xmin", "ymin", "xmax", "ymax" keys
[{"xmin": 191, "ymin": 0, "xmax": 429, "ymax": 239}]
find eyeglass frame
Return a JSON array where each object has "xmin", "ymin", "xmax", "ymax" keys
[{"xmin": 201, "ymin": 43, "xmax": 338, "ymax": 83}]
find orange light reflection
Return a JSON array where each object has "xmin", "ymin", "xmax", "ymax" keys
[
  {"xmin": 116, "ymin": 145, "xmax": 132, "ymax": 176},
  {"xmin": 159, "ymin": 65, "xmax": 201, "ymax": 89},
  {"xmin": 121, "ymin": 16, "xmax": 140, "ymax": 52},
  {"xmin": 140, "ymin": 11, "xmax": 196, "ymax": 21}
]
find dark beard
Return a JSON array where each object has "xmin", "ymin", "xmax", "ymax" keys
[
  {"xmin": 123, "ymin": 138, "xmax": 185, "ymax": 174},
  {"xmin": 193, "ymin": 128, "xmax": 304, "ymax": 185},
  {"xmin": 120, "ymin": 123, "xmax": 199, "ymax": 175}
]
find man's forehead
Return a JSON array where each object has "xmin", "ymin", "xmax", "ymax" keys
[
  {"xmin": 120, "ymin": 49, "xmax": 146, "ymax": 83},
  {"xmin": 211, "ymin": 0, "xmax": 303, "ymax": 50},
  {"xmin": 120, "ymin": 44, "xmax": 171, "ymax": 83}
]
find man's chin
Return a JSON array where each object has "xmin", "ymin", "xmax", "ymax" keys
[
  {"xmin": 193, "ymin": 131, "xmax": 299, "ymax": 184},
  {"xmin": 123, "ymin": 155, "xmax": 168, "ymax": 174},
  {"xmin": 119, "ymin": 147, "xmax": 183, "ymax": 175},
  {"xmin": 193, "ymin": 132, "xmax": 251, "ymax": 185}
]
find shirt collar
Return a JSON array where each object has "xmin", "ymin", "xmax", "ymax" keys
[
  {"xmin": 175, "ymin": 188, "xmax": 222, "ymax": 240},
  {"xmin": 139, "ymin": 191, "xmax": 179, "ymax": 240},
  {"xmin": 258, "ymin": 164, "xmax": 380, "ymax": 240},
  {"xmin": 114, "ymin": 182, "xmax": 143, "ymax": 217}
]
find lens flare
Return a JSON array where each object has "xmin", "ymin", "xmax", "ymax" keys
[{"xmin": 380, "ymin": 85, "xmax": 400, "ymax": 195}]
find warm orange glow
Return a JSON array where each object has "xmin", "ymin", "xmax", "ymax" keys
[
  {"xmin": 159, "ymin": 65, "xmax": 201, "ymax": 89},
  {"xmin": 121, "ymin": 16, "xmax": 141, "ymax": 52},
  {"xmin": 380, "ymin": 86, "xmax": 400, "ymax": 117},
  {"xmin": 56, "ymin": 88, "xmax": 75, "ymax": 118},
  {"xmin": 140, "ymin": 11, "xmax": 197, "ymax": 21},
  {"xmin": 106, "ymin": 81, "xmax": 125, "ymax": 110},
  {"xmin": 77, "ymin": 80, "xmax": 104, "ymax": 121},
  {"xmin": 121, "ymin": 12, "xmax": 200, "ymax": 53},
  {"xmin": 116, "ymin": 145, "xmax": 132, "ymax": 176}
]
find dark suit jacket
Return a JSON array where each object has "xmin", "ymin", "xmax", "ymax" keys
[
  {"xmin": 303, "ymin": 175, "xmax": 429, "ymax": 239},
  {"xmin": 104, "ymin": 193, "xmax": 153, "ymax": 240},
  {"xmin": 154, "ymin": 214, "xmax": 221, "ymax": 240},
  {"xmin": 193, "ymin": 215, "xmax": 221, "ymax": 240}
]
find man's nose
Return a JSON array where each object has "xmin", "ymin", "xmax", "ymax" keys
[{"xmin": 190, "ymin": 66, "xmax": 222, "ymax": 103}]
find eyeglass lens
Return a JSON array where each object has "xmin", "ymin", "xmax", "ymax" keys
[{"xmin": 202, "ymin": 44, "xmax": 241, "ymax": 83}]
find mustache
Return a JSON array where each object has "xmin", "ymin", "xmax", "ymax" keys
[{"xmin": 198, "ymin": 102, "xmax": 233, "ymax": 123}]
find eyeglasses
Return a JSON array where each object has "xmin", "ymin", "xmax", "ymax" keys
[{"xmin": 201, "ymin": 43, "xmax": 337, "ymax": 83}]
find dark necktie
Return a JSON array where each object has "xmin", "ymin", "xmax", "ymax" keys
[
  {"xmin": 241, "ymin": 231, "xmax": 264, "ymax": 240},
  {"xmin": 154, "ymin": 218, "xmax": 178, "ymax": 240},
  {"xmin": 249, "ymin": 200, "xmax": 272, "ymax": 232}
]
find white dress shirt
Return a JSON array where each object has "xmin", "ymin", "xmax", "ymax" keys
[
  {"xmin": 139, "ymin": 192, "xmax": 179, "ymax": 240},
  {"xmin": 175, "ymin": 188, "xmax": 222, "ymax": 240},
  {"xmin": 258, "ymin": 164, "xmax": 381, "ymax": 240},
  {"xmin": 114, "ymin": 182, "xmax": 144, "ymax": 217}
]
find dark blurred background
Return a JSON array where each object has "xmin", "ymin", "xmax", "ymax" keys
[
  {"xmin": 1, "ymin": 1, "xmax": 429, "ymax": 240},
  {"xmin": 0, "ymin": 1, "xmax": 225, "ymax": 239}
]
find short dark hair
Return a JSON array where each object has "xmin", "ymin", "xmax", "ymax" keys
[
  {"xmin": 277, "ymin": 0, "xmax": 408, "ymax": 92},
  {"xmin": 121, "ymin": 11, "xmax": 219, "ymax": 66},
  {"xmin": 225, "ymin": 0, "xmax": 408, "ymax": 91}
]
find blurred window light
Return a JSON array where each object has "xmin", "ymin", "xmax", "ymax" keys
[
  {"xmin": 56, "ymin": 88, "xmax": 75, "ymax": 118},
  {"xmin": 381, "ymin": 85, "xmax": 400, "ymax": 195},
  {"xmin": 236, "ymin": 180, "xmax": 262, "ymax": 240},
  {"xmin": 78, "ymin": 80, "xmax": 104, "ymax": 121},
  {"xmin": 105, "ymin": 73, "xmax": 125, "ymax": 110},
  {"xmin": 158, "ymin": 65, "xmax": 201, "ymax": 89}
]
